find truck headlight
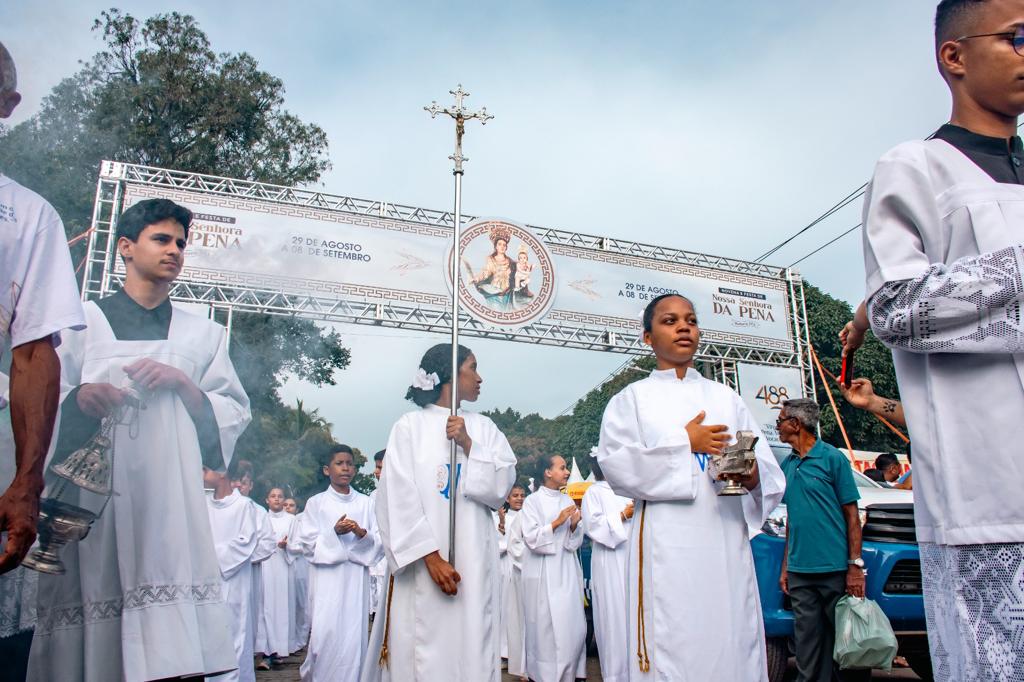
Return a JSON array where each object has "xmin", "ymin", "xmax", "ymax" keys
[{"xmin": 761, "ymin": 506, "xmax": 787, "ymax": 537}]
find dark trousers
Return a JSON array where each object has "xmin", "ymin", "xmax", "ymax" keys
[
  {"xmin": 0, "ymin": 630, "xmax": 33, "ymax": 682},
  {"xmin": 789, "ymin": 570, "xmax": 846, "ymax": 682}
]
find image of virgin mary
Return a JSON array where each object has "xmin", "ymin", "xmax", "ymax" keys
[{"xmin": 470, "ymin": 225, "xmax": 516, "ymax": 311}]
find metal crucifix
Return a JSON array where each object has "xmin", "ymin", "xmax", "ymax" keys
[{"xmin": 425, "ymin": 85, "xmax": 493, "ymax": 568}]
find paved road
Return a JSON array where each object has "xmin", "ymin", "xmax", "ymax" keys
[{"xmin": 255, "ymin": 650, "xmax": 923, "ymax": 681}]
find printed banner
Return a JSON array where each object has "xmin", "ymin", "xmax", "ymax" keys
[
  {"xmin": 736, "ymin": 363, "xmax": 805, "ymax": 447},
  {"xmin": 123, "ymin": 186, "xmax": 794, "ymax": 350}
]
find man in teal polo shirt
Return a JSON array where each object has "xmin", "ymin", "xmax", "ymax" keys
[{"xmin": 777, "ymin": 398, "xmax": 864, "ymax": 682}]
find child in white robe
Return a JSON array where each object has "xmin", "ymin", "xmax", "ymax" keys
[
  {"xmin": 205, "ymin": 467, "xmax": 277, "ymax": 682},
  {"xmin": 257, "ymin": 486, "xmax": 299, "ymax": 669},
  {"xmin": 520, "ymin": 455, "xmax": 587, "ymax": 682},
  {"xmin": 295, "ymin": 446, "xmax": 382, "ymax": 682},
  {"xmin": 495, "ymin": 484, "xmax": 525, "ymax": 665},
  {"xmin": 505, "ymin": 507, "xmax": 528, "ymax": 681},
  {"xmin": 360, "ymin": 343, "xmax": 517, "ymax": 682},
  {"xmin": 596, "ymin": 293, "xmax": 785, "ymax": 681},
  {"xmin": 284, "ymin": 497, "xmax": 311, "ymax": 653},
  {"xmin": 581, "ymin": 457, "xmax": 633, "ymax": 682}
]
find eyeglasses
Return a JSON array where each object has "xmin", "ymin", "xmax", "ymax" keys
[
  {"xmin": 775, "ymin": 415, "xmax": 796, "ymax": 426},
  {"xmin": 955, "ymin": 25, "xmax": 1024, "ymax": 57}
]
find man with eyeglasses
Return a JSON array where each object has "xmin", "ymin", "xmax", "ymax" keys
[
  {"xmin": 859, "ymin": 1, "xmax": 1024, "ymax": 679},
  {"xmin": 776, "ymin": 399, "xmax": 862, "ymax": 682}
]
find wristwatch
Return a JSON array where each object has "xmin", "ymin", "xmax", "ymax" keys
[{"xmin": 848, "ymin": 557, "xmax": 865, "ymax": 569}]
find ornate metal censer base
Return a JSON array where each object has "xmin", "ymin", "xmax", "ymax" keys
[
  {"xmin": 709, "ymin": 431, "xmax": 759, "ymax": 496},
  {"xmin": 21, "ymin": 498, "xmax": 99, "ymax": 575}
]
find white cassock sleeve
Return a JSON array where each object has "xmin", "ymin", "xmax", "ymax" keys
[
  {"xmin": 595, "ymin": 388, "xmax": 697, "ymax": 501},
  {"xmin": 346, "ymin": 501, "xmax": 384, "ymax": 568},
  {"xmin": 862, "ymin": 152, "xmax": 1024, "ymax": 353},
  {"xmin": 281, "ymin": 515, "xmax": 299, "ymax": 566},
  {"xmin": 215, "ymin": 504, "xmax": 263, "ymax": 580},
  {"xmin": 564, "ymin": 518, "xmax": 584, "ymax": 552},
  {"xmin": 521, "ymin": 496, "xmax": 558, "ymax": 556},
  {"xmin": 507, "ymin": 513, "xmax": 525, "ymax": 570},
  {"xmin": 198, "ymin": 328, "xmax": 251, "ymax": 469},
  {"xmin": 496, "ymin": 511, "xmax": 510, "ymax": 555},
  {"xmin": 252, "ymin": 507, "xmax": 277, "ymax": 564},
  {"xmin": 581, "ymin": 489, "xmax": 628, "ymax": 550},
  {"xmin": 463, "ymin": 418, "xmax": 517, "ymax": 510},
  {"xmin": 378, "ymin": 416, "xmax": 440, "ymax": 572},
  {"xmin": 293, "ymin": 500, "xmax": 339, "ymax": 563},
  {"xmin": 732, "ymin": 395, "xmax": 786, "ymax": 537}
]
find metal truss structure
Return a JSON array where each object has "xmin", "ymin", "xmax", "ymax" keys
[{"xmin": 83, "ymin": 161, "xmax": 815, "ymax": 396}]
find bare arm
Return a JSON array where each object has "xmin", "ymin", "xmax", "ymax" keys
[
  {"xmin": 0, "ymin": 337, "xmax": 60, "ymax": 573},
  {"xmin": 839, "ymin": 378, "xmax": 906, "ymax": 428},
  {"xmin": 842, "ymin": 502, "xmax": 865, "ymax": 598}
]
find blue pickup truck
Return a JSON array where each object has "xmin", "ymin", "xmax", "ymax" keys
[{"xmin": 753, "ymin": 469, "xmax": 931, "ymax": 681}]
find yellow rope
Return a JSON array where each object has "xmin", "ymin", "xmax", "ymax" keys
[
  {"xmin": 636, "ymin": 500, "xmax": 651, "ymax": 673},
  {"xmin": 378, "ymin": 575, "xmax": 395, "ymax": 668}
]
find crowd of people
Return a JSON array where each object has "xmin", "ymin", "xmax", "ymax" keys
[{"xmin": 2, "ymin": 0, "xmax": 1024, "ymax": 680}]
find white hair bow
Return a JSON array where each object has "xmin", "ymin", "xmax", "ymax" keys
[{"xmin": 412, "ymin": 367, "xmax": 441, "ymax": 390}]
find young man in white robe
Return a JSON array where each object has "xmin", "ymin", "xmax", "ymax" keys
[
  {"xmin": 256, "ymin": 486, "xmax": 299, "ymax": 669},
  {"xmin": 29, "ymin": 198, "xmax": 252, "ymax": 682},
  {"xmin": 849, "ymin": 2, "xmax": 1024, "ymax": 677},
  {"xmin": 295, "ymin": 445, "xmax": 382, "ymax": 682},
  {"xmin": 284, "ymin": 496, "xmax": 310, "ymax": 653},
  {"xmin": 360, "ymin": 343, "xmax": 517, "ymax": 682},
  {"xmin": 495, "ymin": 485, "xmax": 525, "ymax": 666},
  {"xmin": 367, "ymin": 449, "xmax": 386, "ymax": 618},
  {"xmin": 580, "ymin": 457, "xmax": 633, "ymax": 682},
  {"xmin": 205, "ymin": 465, "xmax": 277, "ymax": 682},
  {"xmin": 596, "ymin": 293, "xmax": 785, "ymax": 682},
  {"xmin": 520, "ymin": 455, "xmax": 587, "ymax": 682}
]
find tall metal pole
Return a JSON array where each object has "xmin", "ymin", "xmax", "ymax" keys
[{"xmin": 425, "ymin": 85, "xmax": 493, "ymax": 567}]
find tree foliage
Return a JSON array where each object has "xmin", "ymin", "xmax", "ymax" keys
[
  {"xmin": 0, "ymin": 9, "xmax": 331, "ymax": 243},
  {"xmin": 0, "ymin": 10, "xmax": 351, "ymax": 505}
]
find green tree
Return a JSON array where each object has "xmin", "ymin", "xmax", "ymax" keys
[{"xmin": 0, "ymin": 10, "xmax": 353, "ymax": 493}]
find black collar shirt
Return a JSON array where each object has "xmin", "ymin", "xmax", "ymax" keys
[{"xmin": 933, "ymin": 124, "xmax": 1024, "ymax": 185}]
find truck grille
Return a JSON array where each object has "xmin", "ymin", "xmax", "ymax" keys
[
  {"xmin": 883, "ymin": 559, "xmax": 922, "ymax": 594},
  {"xmin": 862, "ymin": 503, "xmax": 916, "ymax": 544}
]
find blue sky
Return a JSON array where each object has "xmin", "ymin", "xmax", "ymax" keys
[{"xmin": 3, "ymin": 1, "xmax": 949, "ymax": 462}]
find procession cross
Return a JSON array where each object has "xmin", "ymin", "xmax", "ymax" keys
[
  {"xmin": 425, "ymin": 84, "xmax": 494, "ymax": 174},
  {"xmin": 424, "ymin": 85, "xmax": 493, "ymax": 568}
]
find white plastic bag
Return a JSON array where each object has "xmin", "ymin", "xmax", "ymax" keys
[{"xmin": 833, "ymin": 595, "xmax": 898, "ymax": 670}]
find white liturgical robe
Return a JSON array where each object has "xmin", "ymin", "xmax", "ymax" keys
[
  {"xmin": 291, "ymin": 512, "xmax": 311, "ymax": 653},
  {"xmin": 495, "ymin": 508, "xmax": 519, "ymax": 660},
  {"xmin": 295, "ymin": 486, "xmax": 382, "ymax": 682},
  {"xmin": 360, "ymin": 404, "xmax": 517, "ymax": 682},
  {"xmin": 863, "ymin": 138, "xmax": 1024, "ymax": 546},
  {"xmin": 581, "ymin": 480, "xmax": 632, "ymax": 682},
  {"xmin": 29, "ymin": 302, "xmax": 251, "ymax": 682},
  {"xmin": 258, "ymin": 510, "xmax": 299, "ymax": 658},
  {"xmin": 505, "ymin": 511, "xmax": 528, "ymax": 678},
  {"xmin": 207, "ymin": 489, "xmax": 277, "ymax": 682},
  {"xmin": 596, "ymin": 368, "xmax": 785, "ymax": 682},
  {"xmin": 521, "ymin": 486, "xmax": 587, "ymax": 682}
]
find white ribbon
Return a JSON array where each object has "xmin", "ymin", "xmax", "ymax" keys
[{"xmin": 412, "ymin": 367, "xmax": 441, "ymax": 390}]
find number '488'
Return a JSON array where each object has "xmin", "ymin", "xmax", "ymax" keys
[{"xmin": 756, "ymin": 385, "xmax": 789, "ymax": 407}]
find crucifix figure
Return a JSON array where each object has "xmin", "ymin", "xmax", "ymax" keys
[
  {"xmin": 425, "ymin": 84, "xmax": 493, "ymax": 174},
  {"xmin": 424, "ymin": 84, "xmax": 493, "ymax": 567}
]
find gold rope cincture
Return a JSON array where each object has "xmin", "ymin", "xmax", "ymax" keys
[
  {"xmin": 378, "ymin": 575, "xmax": 395, "ymax": 668},
  {"xmin": 636, "ymin": 500, "xmax": 651, "ymax": 673}
]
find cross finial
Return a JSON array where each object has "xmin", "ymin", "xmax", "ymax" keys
[{"xmin": 425, "ymin": 84, "xmax": 494, "ymax": 173}]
